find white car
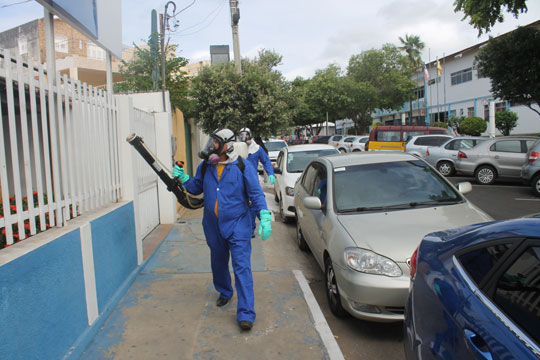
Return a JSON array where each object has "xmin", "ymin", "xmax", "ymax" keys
[
  {"xmin": 328, "ymin": 135, "xmax": 344, "ymax": 148},
  {"xmin": 350, "ymin": 136, "xmax": 369, "ymax": 152},
  {"xmin": 259, "ymin": 139, "xmax": 287, "ymax": 173},
  {"xmin": 274, "ymin": 144, "xmax": 339, "ymax": 222},
  {"xmin": 336, "ymin": 136, "xmax": 361, "ymax": 153}
]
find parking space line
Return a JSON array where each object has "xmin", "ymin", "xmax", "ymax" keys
[
  {"xmin": 293, "ymin": 270, "xmax": 345, "ymax": 360},
  {"xmin": 515, "ymin": 198, "xmax": 540, "ymax": 201}
]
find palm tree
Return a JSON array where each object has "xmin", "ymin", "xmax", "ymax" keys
[{"xmin": 399, "ymin": 34, "xmax": 425, "ymax": 124}]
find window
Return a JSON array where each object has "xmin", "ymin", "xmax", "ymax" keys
[
  {"xmin": 414, "ymin": 86, "xmax": 424, "ymax": 100},
  {"xmin": 491, "ymin": 140, "xmax": 522, "ymax": 153},
  {"xmin": 468, "ymin": 107, "xmax": 475, "ymax": 117},
  {"xmin": 447, "ymin": 138, "xmax": 484, "ymax": 150},
  {"xmin": 451, "ymin": 68, "xmax": 473, "ymax": 86},
  {"xmin": 332, "ymin": 136, "xmax": 342, "ymax": 142},
  {"xmin": 376, "ymin": 131, "xmax": 401, "ymax": 142},
  {"xmin": 428, "ymin": 77, "xmax": 441, "ymax": 86},
  {"xmin": 301, "ymin": 164, "xmax": 319, "ymax": 194},
  {"xmin": 87, "ymin": 41, "xmax": 106, "ymax": 60},
  {"xmin": 493, "ymin": 246, "xmax": 540, "ymax": 344},
  {"xmin": 276, "ymin": 151, "xmax": 283, "ymax": 170},
  {"xmin": 18, "ymin": 36, "xmax": 28, "ymax": 55},
  {"xmin": 55, "ymin": 35, "xmax": 68, "ymax": 53},
  {"xmin": 344, "ymin": 137, "xmax": 355, "ymax": 143},
  {"xmin": 445, "ymin": 140, "xmax": 459, "ymax": 150},
  {"xmin": 458, "ymin": 243, "xmax": 512, "ymax": 285},
  {"xmin": 415, "ymin": 136, "xmax": 450, "ymax": 146},
  {"xmin": 449, "ymin": 110, "xmax": 457, "ymax": 118},
  {"xmin": 288, "ymin": 149, "xmax": 337, "ymax": 173},
  {"xmin": 312, "ymin": 165, "xmax": 328, "ymax": 207},
  {"xmin": 495, "ymin": 102, "xmax": 507, "ymax": 112}
]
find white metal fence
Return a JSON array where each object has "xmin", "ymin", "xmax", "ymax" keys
[{"xmin": 0, "ymin": 49, "xmax": 121, "ymax": 248}]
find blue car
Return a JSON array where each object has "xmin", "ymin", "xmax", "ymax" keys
[{"xmin": 404, "ymin": 218, "xmax": 540, "ymax": 360}]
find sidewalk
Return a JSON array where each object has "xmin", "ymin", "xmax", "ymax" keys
[{"xmin": 79, "ymin": 211, "xmax": 344, "ymax": 359}]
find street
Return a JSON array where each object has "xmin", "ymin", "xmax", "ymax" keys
[{"xmin": 260, "ymin": 176, "xmax": 539, "ymax": 360}]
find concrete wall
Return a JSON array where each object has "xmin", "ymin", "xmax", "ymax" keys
[{"xmin": 0, "ymin": 202, "xmax": 138, "ymax": 360}]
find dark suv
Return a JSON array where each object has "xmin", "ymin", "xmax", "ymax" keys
[{"xmin": 312, "ymin": 135, "xmax": 331, "ymax": 144}]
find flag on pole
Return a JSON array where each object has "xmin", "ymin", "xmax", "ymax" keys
[
  {"xmin": 437, "ymin": 59, "xmax": 443, "ymax": 76},
  {"xmin": 423, "ymin": 64, "xmax": 429, "ymax": 81}
]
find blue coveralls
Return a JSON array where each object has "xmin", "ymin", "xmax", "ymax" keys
[
  {"xmin": 245, "ymin": 147, "xmax": 274, "ymax": 232},
  {"xmin": 182, "ymin": 159, "xmax": 267, "ymax": 323}
]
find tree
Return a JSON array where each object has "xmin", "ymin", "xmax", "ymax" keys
[
  {"xmin": 114, "ymin": 43, "xmax": 192, "ymax": 113},
  {"xmin": 459, "ymin": 116, "xmax": 487, "ymax": 135},
  {"xmin": 290, "ymin": 77, "xmax": 319, "ymax": 136},
  {"xmin": 303, "ymin": 64, "xmax": 349, "ymax": 134},
  {"xmin": 454, "ymin": 0, "xmax": 529, "ymax": 35},
  {"xmin": 346, "ymin": 44, "xmax": 415, "ymax": 131},
  {"xmin": 448, "ymin": 116, "xmax": 465, "ymax": 134},
  {"xmin": 399, "ymin": 34, "xmax": 425, "ymax": 123},
  {"xmin": 496, "ymin": 110, "xmax": 518, "ymax": 135},
  {"xmin": 190, "ymin": 50, "xmax": 293, "ymax": 137},
  {"xmin": 475, "ymin": 26, "xmax": 540, "ymax": 117}
]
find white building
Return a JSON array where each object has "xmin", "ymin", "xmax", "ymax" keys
[{"xmin": 372, "ymin": 20, "xmax": 540, "ymax": 135}]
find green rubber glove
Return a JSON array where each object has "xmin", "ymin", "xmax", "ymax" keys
[
  {"xmin": 268, "ymin": 175, "xmax": 276, "ymax": 185},
  {"xmin": 258, "ymin": 209, "xmax": 272, "ymax": 241},
  {"xmin": 173, "ymin": 165, "xmax": 190, "ymax": 183}
]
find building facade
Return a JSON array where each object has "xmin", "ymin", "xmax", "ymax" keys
[{"xmin": 372, "ymin": 20, "xmax": 540, "ymax": 135}]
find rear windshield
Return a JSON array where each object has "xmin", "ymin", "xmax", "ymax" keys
[
  {"xmin": 287, "ymin": 149, "xmax": 338, "ymax": 173},
  {"xmin": 265, "ymin": 141, "xmax": 287, "ymax": 151},
  {"xmin": 333, "ymin": 160, "xmax": 462, "ymax": 212}
]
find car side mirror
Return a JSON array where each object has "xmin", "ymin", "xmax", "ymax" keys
[
  {"xmin": 457, "ymin": 182, "xmax": 472, "ymax": 195},
  {"xmin": 303, "ymin": 196, "xmax": 322, "ymax": 210},
  {"xmin": 273, "ymin": 167, "xmax": 282, "ymax": 174}
]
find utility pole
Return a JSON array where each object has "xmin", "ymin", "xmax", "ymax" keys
[
  {"xmin": 160, "ymin": 1, "xmax": 176, "ymax": 112},
  {"xmin": 229, "ymin": 0, "xmax": 242, "ymax": 74}
]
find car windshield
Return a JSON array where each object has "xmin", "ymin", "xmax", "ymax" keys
[
  {"xmin": 287, "ymin": 149, "xmax": 338, "ymax": 173},
  {"xmin": 265, "ymin": 141, "xmax": 287, "ymax": 151},
  {"xmin": 333, "ymin": 160, "xmax": 463, "ymax": 212}
]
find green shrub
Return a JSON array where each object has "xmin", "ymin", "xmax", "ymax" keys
[
  {"xmin": 448, "ymin": 116, "xmax": 465, "ymax": 134},
  {"xmin": 431, "ymin": 121, "xmax": 447, "ymax": 128},
  {"xmin": 458, "ymin": 116, "xmax": 487, "ymax": 136},
  {"xmin": 372, "ymin": 121, "xmax": 383, "ymax": 127},
  {"xmin": 495, "ymin": 110, "xmax": 518, "ymax": 136}
]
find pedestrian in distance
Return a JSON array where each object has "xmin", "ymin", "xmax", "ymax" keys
[
  {"xmin": 238, "ymin": 127, "xmax": 275, "ymax": 235},
  {"xmin": 172, "ymin": 128, "xmax": 272, "ymax": 331}
]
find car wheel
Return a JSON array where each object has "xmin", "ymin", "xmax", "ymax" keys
[
  {"xmin": 352, "ymin": 149, "xmax": 360, "ymax": 152},
  {"xmin": 325, "ymin": 258, "xmax": 347, "ymax": 317},
  {"xmin": 339, "ymin": 148, "xmax": 346, "ymax": 153},
  {"xmin": 532, "ymin": 174, "xmax": 540, "ymax": 197},
  {"xmin": 475, "ymin": 165, "xmax": 496, "ymax": 185},
  {"xmin": 279, "ymin": 197, "xmax": 290, "ymax": 223},
  {"xmin": 437, "ymin": 161, "xmax": 455, "ymax": 177},
  {"xmin": 296, "ymin": 220, "xmax": 309, "ymax": 251}
]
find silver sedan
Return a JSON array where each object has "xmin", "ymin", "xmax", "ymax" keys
[
  {"xmin": 424, "ymin": 136, "xmax": 486, "ymax": 176},
  {"xmin": 294, "ymin": 152, "xmax": 492, "ymax": 322}
]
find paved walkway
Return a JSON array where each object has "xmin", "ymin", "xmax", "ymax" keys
[{"xmin": 80, "ymin": 217, "xmax": 344, "ymax": 359}]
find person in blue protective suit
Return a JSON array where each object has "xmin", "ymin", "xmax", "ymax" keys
[
  {"xmin": 172, "ymin": 128, "xmax": 272, "ymax": 331},
  {"xmin": 238, "ymin": 127, "xmax": 275, "ymax": 235}
]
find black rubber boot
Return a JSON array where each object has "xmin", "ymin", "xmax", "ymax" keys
[
  {"xmin": 239, "ymin": 321, "xmax": 253, "ymax": 330},
  {"xmin": 216, "ymin": 297, "xmax": 230, "ymax": 307}
]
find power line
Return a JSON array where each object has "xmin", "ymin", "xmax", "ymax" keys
[
  {"xmin": 0, "ymin": 0, "xmax": 32, "ymax": 8},
  {"xmin": 172, "ymin": 0, "xmax": 196, "ymax": 17},
  {"xmin": 169, "ymin": 0, "xmax": 226, "ymax": 37}
]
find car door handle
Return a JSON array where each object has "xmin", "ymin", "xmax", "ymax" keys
[
  {"xmin": 464, "ymin": 329, "xmax": 492, "ymax": 360},
  {"xmin": 494, "ymin": 155, "xmax": 500, "ymax": 159}
]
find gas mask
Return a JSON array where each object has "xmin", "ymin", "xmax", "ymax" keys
[
  {"xmin": 198, "ymin": 128, "xmax": 236, "ymax": 165},
  {"xmin": 238, "ymin": 127, "xmax": 252, "ymax": 145}
]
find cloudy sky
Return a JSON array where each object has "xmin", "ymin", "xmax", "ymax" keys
[{"xmin": 1, "ymin": 0, "xmax": 539, "ymax": 79}]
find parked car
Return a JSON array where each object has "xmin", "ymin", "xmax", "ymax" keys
[
  {"xmin": 405, "ymin": 134, "xmax": 454, "ymax": 159},
  {"xmin": 260, "ymin": 139, "xmax": 287, "ymax": 172},
  {"xmin": 368, "ymin": 125, "xmax": 450, "ymax": 151},
  {"xmin": 274, "ymin": 144, "xmax": 339, "ymax": 222},
  {"xmin": 294, "ymin": 152, "xmax": 492, "ymax": 322},
  {"xmin": 328, "ymin": 135, "xmax": 344, "ymax": 148},
  {"xmin": 456, "ymin": 136, "xmax": 538, "ymax": 185},
  {"xmin": 350, "ymin": 136, "xmax": 369, "ymax": 152},
  {"xmin": 404, "ymin": 218, "xmax": 540, "ymax": 360},
  {"xmin": 521, "ymin": 139, "xmax": 540, "ymax": 197},
  {"xmin": 312, "ymin": 135, "xmax": 331, "ymax": 144},
  {"xmin": 336, "ymin": 136, "xmax": 360, "ymax": 153},
  {"xmin": 424, "ymin": 136, "xmax": 487, "ymax": 176}
]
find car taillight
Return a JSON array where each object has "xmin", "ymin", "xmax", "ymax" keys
[
  {"xmin": 409, "ymin": 247, "xmax": 419, "ymax": 278},
  {"xmin": 458, "ymin": 151, "xmax": 467, "ymax": 159},
  {"xmin": 529, "ymin": 151, "xmax": 539, "ymax": 163},
  {"xmin": 426, "ymin": 149, "xmax": 430, "ymax": 156}
]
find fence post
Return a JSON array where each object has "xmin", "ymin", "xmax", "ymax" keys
[{"xmin": 116, "ymin": 95, "xmax": 143, "ymax": 265}]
